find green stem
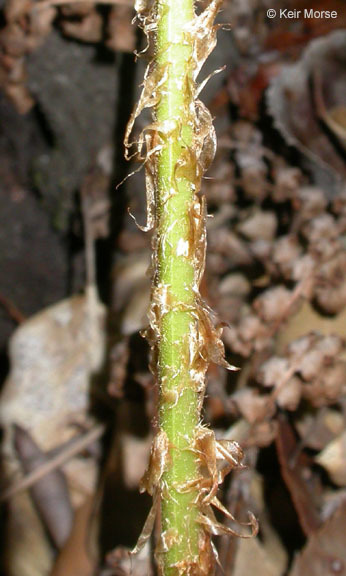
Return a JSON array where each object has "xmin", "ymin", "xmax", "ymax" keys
[
  {"xmin": 126, "ymin": 0, "xmax": 257, "ymax": 572},
  {"xmin": 156, "ymin": 0, "xmax": 202, "ymax": 572}
]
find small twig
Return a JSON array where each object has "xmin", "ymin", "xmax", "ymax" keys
[
  {"xmin": 0, "ymin": 292, "xmax": 25, "ymax": 324},
  {"xmin": 1, "ymin": 423, "xmax": 105, "ymax": 502}
]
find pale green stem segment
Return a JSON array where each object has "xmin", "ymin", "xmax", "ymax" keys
[{"xmin": 156, "ymin": 0, "xmax": 201, "ymax": 573}]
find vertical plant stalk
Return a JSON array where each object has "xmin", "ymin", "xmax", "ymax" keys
[
  {"xmin": 124, "ymin": 0, "xmax": 258, "ymax": 574},
  {"xmin": 156, "ymin": 0, "xmax": 202, "ymax": 572}
]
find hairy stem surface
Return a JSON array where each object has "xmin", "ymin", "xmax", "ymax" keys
[
  {"xmin": 156, "ymin": 0, "xmax": 201, "ymax": 572},
  {"xmin": 124, "ymin": 0, "xmax": 257, "ymax": 572}
]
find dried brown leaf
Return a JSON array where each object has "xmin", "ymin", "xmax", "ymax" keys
[
  {"xmin": 276, "ymin": 415, "xmax": 322, "ymax": 536},
  {"xmin": 289, "ymin": 502, "xmax": 346, "ymax": 576},
  {"xmin": 13, "ymin": 425, "xmax": 73, "ymax": 549}
]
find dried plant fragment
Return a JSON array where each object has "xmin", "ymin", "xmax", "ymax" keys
[
  {"xmin": 289, "ymin": 502, "xmax": 346, "ymax": 576},
  {"xmin": 13, "ymin": 424, "xmax": 73, "ymax": 549},
  {"xmin": 276, "ymin": 415, "xmax": 322, "ymax": 536},
  {"xmin": 0, "ymin": 287, "xmax": 106, "ymax": 576},
  {"xmin": 267, "ymin": 30, "xmax": 346, "ymax": 194}
]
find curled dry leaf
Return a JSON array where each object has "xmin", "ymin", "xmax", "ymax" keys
[
  {"xmin": 13, "ymin": 425, "xmax": 73, "ymax": 549},
  {"xmin": 267, "ymin": 30, "xmax": 346, "ymax": 193},
  {"xmin": 276, "ymin": 415, "xmax": 322, "ymax": 536},
  {"xmin": 0, "ymin": 286, "xmax": 106, "ymax": 576},
  {"xmin": 0, "ymin": 287, "xmax": 105, "ymax": 455}
]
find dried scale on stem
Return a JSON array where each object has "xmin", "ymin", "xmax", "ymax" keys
[{"xmin": 124, "ymin": 0, "xmax": 258, "ymax": 573}]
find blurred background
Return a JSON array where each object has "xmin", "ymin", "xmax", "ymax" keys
[{"xmin": 0, "ymin": 0, "xmax": 345, "ymax": 574}]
